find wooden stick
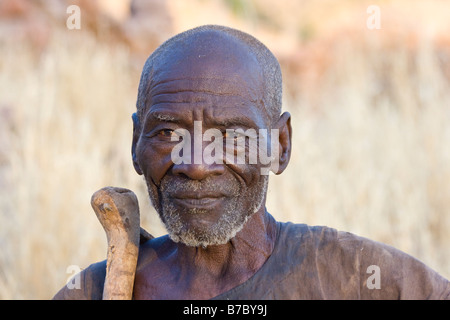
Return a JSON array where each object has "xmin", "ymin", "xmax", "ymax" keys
[{"xmin": 91, "ymin": 187, "xmax": 141, "ymax": 300}]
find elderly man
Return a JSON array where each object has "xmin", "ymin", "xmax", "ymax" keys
[{"xmin": 54, "ymin": 25, "xmax": 449, "ymax": 300}]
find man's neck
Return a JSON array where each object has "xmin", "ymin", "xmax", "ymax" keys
[
  {"xmin": 177, "ymin": 209, "xmax": 277, "ymax": 290},
  {"xmin": 135, "ymin": 209, "xmax": 278, "ymax": 299}
]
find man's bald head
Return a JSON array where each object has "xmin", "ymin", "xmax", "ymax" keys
[
  {"xmin": 136, "ymin": 25, "xmax": 282, "ymax": 125},
  {"xmin": 132, "ymin": 26, "xmax": 292, "ymax": 248}
]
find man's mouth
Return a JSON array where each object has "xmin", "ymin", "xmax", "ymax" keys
[{"xmin": 171, "ymin": 192, "xmax": 226, "ymax": 209}]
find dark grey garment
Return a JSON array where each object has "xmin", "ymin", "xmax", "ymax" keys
[{"xmin": 53, "ymin": 222, "xmax": 450, "ymax": 300}]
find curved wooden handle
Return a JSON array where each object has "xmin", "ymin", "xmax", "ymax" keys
[{"xmin": 91, "ymin": 187, "xmax": 140, "ymax": 300}]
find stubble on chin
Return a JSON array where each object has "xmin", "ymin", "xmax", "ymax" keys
[{"xmin": 146, "ymin": 174, "xmax": 268, "ymax": 248}]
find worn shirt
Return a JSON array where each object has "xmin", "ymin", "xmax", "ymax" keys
[{"xmin": 53, "ymin": 221, "xmax": 450, "ymax": 300}]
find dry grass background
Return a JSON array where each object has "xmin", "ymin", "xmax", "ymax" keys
[{"xmin": 0, "ymin": 0, "xmax": 449, "ymax": 299}]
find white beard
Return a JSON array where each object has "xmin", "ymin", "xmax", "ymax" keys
[{"xmin": 146, "ymin": 174, "xmax": 268, "ymax": 248}]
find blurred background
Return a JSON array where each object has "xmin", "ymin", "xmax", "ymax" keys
[{"xmin": 0, "ymin": 0, "xmax": 449, "ymax": 299}]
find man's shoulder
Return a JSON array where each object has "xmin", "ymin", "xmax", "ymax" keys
[
  {"xmin": 52, "ymin": 260, "xmax": 106, "ymax": 300},
  {"xmin": 52, "ymin": 235, "xmax": 172, "ymax": 300},
  {"xmin": 278, "ymin": 220, "xmax": 400, "ymax": 254},
  {"xmin": 136, "ymin": 234, "xmax": 172, "ymax": 264},
  {"xmin": 277, "ymin": 221, "xmax": 450, "ymax": 299},
  {"xmin": 276, "ymin": 221, "xmax": 368, "ymax": 265},
  {"xmin": 278, "ymin": 221, "xmax": 443, "ymax": 272},
  {"xmin": 277, "ymin": 221, "xmax": 346, "ymax": 248}
]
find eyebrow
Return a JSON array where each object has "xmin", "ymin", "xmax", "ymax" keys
[
  {"xmin": 211, "ymin": 116, "xmax": 257, "ymax": 128},
  {"xmin": 147, "ymin": 111, "xmax": 182, "ymax": 123},
  {"xmin": 145, "ymin": 110, "xmax": 260, "ymax": 129}
]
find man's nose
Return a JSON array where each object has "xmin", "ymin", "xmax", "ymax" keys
[
  {"xmin": 171, "ymin": 128, "xmax": 226, "ymax": 180},
  {"xmin": 172, "ymin": 161, "xmax": 225, "ymax": 180}
]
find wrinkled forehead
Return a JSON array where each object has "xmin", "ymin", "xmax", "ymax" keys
[{"xmin": 148, "ymin": 30, "xmax": 264, "ymax": 106}]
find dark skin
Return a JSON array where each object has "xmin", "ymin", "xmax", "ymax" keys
[{"xmin": 131, "ymin": 32, "xmax": 292, "ymax": 299}]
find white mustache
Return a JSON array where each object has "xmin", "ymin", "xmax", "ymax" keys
[{"xmin": 160, "ymin": 175, "xmax": 240, "ymax": 198}]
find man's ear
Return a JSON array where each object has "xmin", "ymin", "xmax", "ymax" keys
[
  {"xmin": 272, "ymin": 111, "xmax": 292, "ymax": 175},
  {"xmin": 131, "ymin": 112, "xmax": 143, "ymax": 175}
]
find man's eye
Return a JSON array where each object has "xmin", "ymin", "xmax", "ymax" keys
[
  {"xmin": 223, "ymin": 131, "xmax": 233, "ymax": 139},
  {"xmin": 158, "ymin": 129, "xmax": 177, "ymax": 138},
  {"xmin": 224, "ymin": 131, "xmax": 245, "ymax": 141}
]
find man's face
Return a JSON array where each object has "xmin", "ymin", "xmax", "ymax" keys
[{"xmin": 133, "ymin": 33, "xmax": 272, "ymax": 247}]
